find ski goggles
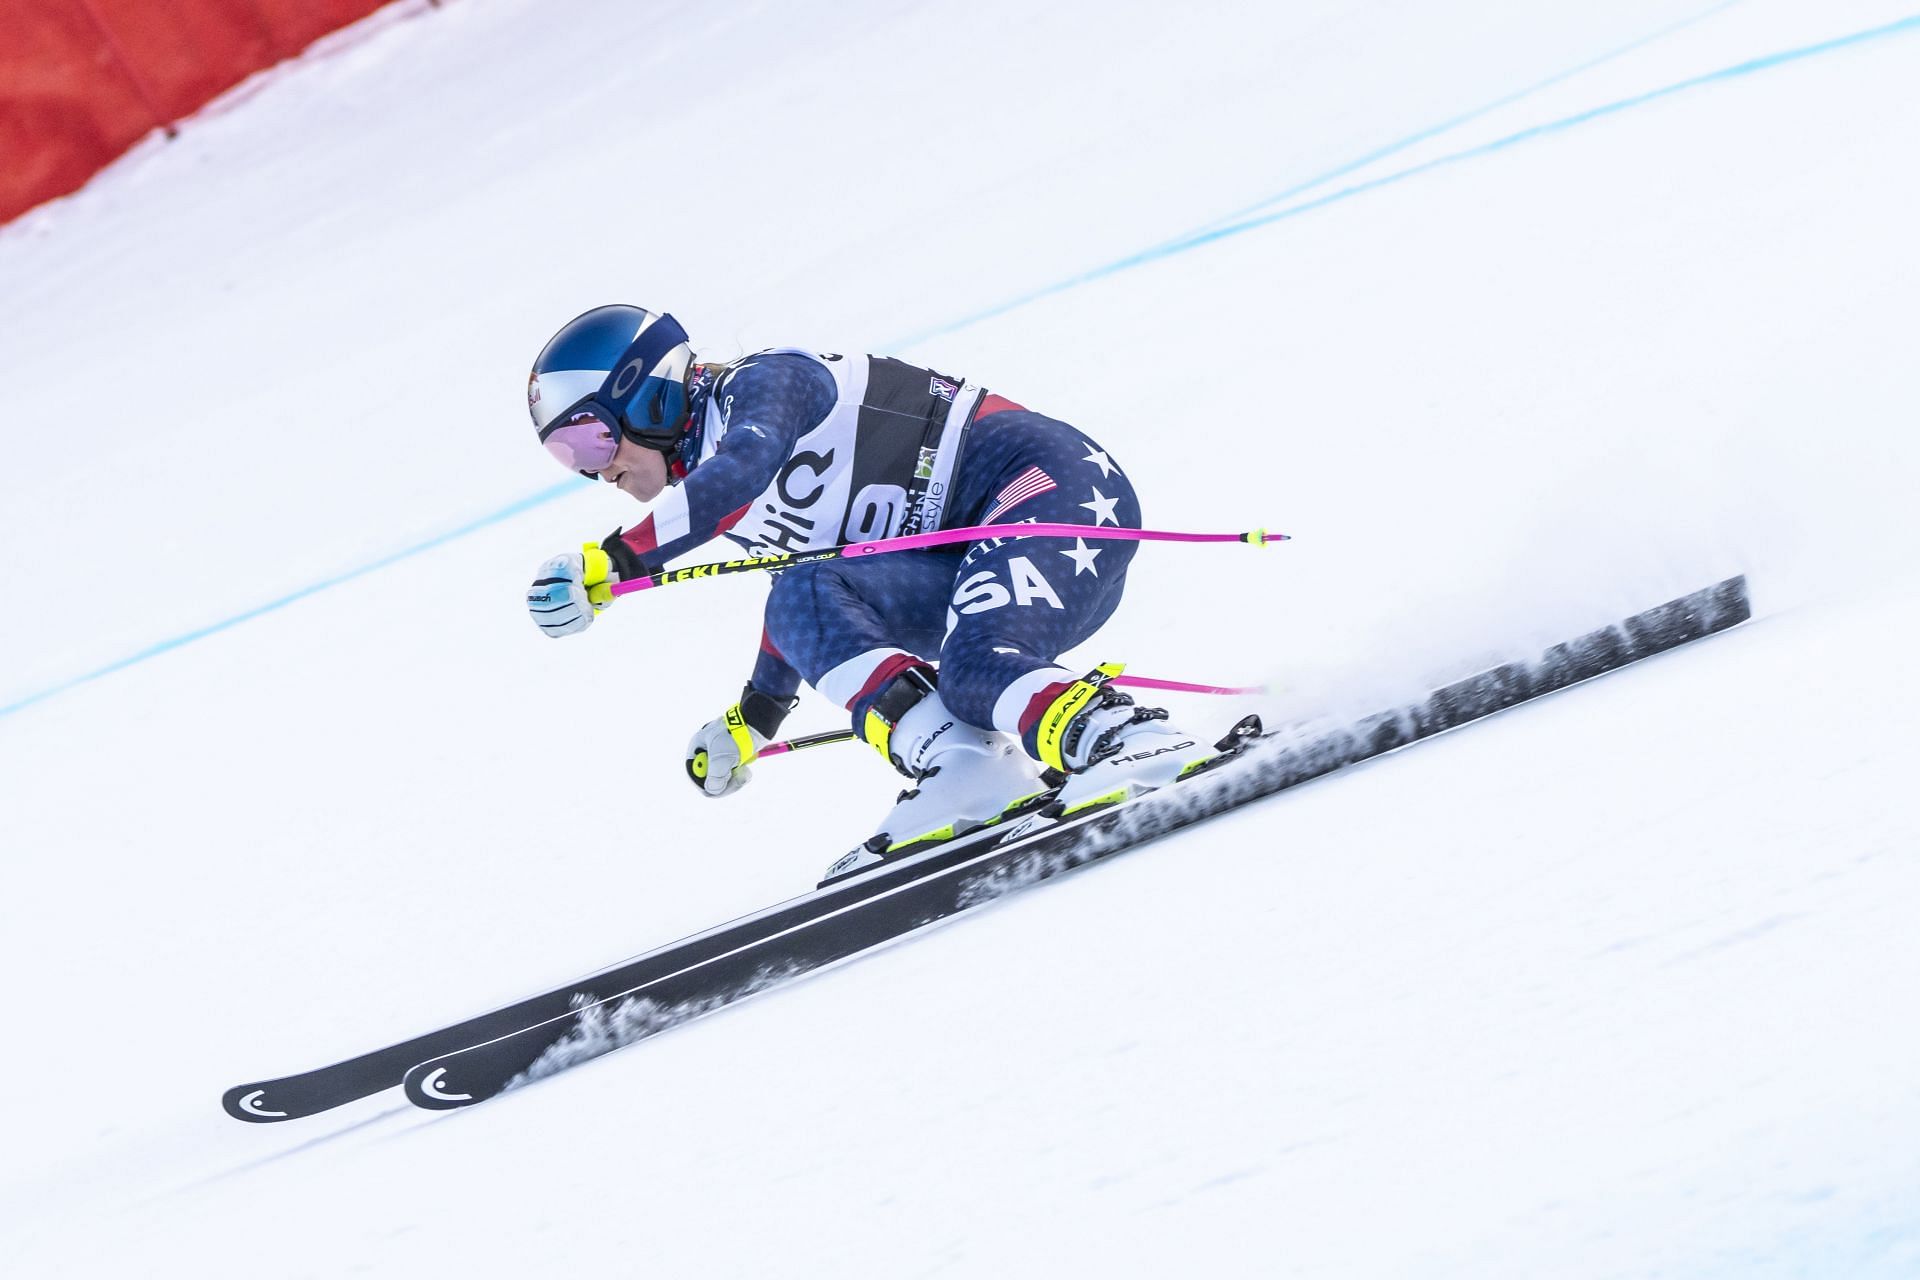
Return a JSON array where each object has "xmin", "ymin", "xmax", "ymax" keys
[{"xmin": 538, "ymin": 402, "xmax": 623, "ymax": 477}]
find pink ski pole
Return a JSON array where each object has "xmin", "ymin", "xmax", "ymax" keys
[{"xmin": 609, "ymin": 522, "xmax": 1287, "ymax": 597}]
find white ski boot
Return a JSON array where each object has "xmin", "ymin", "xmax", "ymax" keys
[
  {"xmin": 825, "ymin": 667, "xmax": 1052, "ymax": 881},
  {"xmin": 1039, "ymin": 664, "xmax": 1220, "ymax": 817}
]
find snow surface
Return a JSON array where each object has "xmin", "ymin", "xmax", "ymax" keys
[{"xmin": 3, "ymin": 0, "xmax": 1919, "ymax": 1274}]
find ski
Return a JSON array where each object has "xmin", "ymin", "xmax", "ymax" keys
[
  {"xmin": 222, "ymin": 761, "xmax": 1099, "ymax": 1121},
  {"xmin": 396, "ymin": 575, "xmax": 1751, "ymax": 1112}
]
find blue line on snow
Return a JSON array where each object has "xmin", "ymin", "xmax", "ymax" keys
[
  {"xmin": 1086, "ymin": 11, "xmax": 1920, "ymax": 285},
  {"xmin": 894, "ymin": 0, "xmax": 1745, "ymax": 364},
  {"xmin": 0, "ymin": 480, "xmax": 580, "ymax": 718},
  {"xmin": 5, "ymin": 11, "xmax": 1915, "ymax": 721},
  {"xmin": 1179, "ymin": 0, "xmax": 1746, "ymax": 237},
  {"xmin": 889, "ymin": 11, "xmax": 1920, "ymax": 351}
]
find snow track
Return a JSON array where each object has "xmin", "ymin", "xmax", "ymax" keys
[{"xmin": 3, "ymin": 0, "xmax": 1918, "ymax": 1275}]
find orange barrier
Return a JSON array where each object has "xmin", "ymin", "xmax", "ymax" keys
[{"xmin": 0, "ymin": 0, "xmax": 395, "ymax": 225}]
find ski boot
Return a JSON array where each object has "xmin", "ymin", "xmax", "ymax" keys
[
  {"xmin": 824, "ymin": 665, "xmax": 1054, "ymax": 882},
  {"xmin": 1038, "ymin": 663, "xmax": 1221, "ymax": 817}
]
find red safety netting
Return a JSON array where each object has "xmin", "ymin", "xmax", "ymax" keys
[{"xmin": 0, "ymin": 0, "xmax": 392, "ymax": 225}]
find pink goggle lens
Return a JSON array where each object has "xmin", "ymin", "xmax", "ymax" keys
[{"xmin": 542, "ymin": 410, "xmax": 620, "ymax": 475}]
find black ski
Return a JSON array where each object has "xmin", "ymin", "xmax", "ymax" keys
[
  {"xmin": 223, "ymin": 757, "xmax": 1097, "ymax": 1120},
  {"xmin": 397, "ymin": 576, "xmax": 1751, "ymax": 1112}
]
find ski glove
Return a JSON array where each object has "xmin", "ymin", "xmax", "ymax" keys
[
  {"xmin": 685, "ymin": 687, "xmax": 796, "ymax": 798},
  {"xmin": 526, "ymin": 544, "xmax": 616, "ymax": 638}
]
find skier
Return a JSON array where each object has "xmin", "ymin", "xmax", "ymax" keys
[{"xmin": 524, "ymin": 305, "xmax": 1218, "ymax": 868}]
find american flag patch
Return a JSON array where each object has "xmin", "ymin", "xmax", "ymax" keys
[{"xmin": 982, "ymin": 466, "xmax": 1057, "ymax": 523}]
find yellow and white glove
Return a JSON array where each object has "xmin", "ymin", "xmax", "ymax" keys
[
  {"xmin": 526, "ymin": 543, "xmax": 616, "ymax": 638},
  {"xmin": 685, "ymin": 688, "xmax": 794, "ymax": 798},
  {"xmin": 685, "ymin": 705, "xmax": 769, "ymax": 798}
]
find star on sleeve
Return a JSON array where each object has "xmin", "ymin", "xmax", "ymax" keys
[
  {"xmin": 1079, "ymin": 486, "xmax": 1120, "ymax": 526},
  {"xmin": 1059, "ymin": 538, "xmax": 1102, "ymax": 576},
  {"xmin": 1081, "ymin": 443, "xmax": 1116, "ymax": 478}
]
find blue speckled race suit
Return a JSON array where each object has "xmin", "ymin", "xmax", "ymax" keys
[{"xmin": 608, "ymin": 352, "xmax": 1141, "ymax": 757}]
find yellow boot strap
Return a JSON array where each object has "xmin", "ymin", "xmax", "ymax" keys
[
  {"xmin": 1034, "ymin": 662, "xmax": 1125, "ymax": 772},
  {"xmin": 859, "ymin": 663, "xmax": 939, "ymax": 769},
  {"xmin": 862, "ymin": 707, "xmax": 894, "ymax": 763}
]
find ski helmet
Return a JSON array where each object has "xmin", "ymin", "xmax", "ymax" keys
[{"xmin": 528, "ymin": 305, "xmax": 694, "ymax": 475}]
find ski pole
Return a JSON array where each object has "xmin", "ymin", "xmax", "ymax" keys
[
  {"xmin": 609, "ymin": 522, "xmax": 1288, "ymax": 598},
  {"xmin": 754, "ymin": 729, "xmax": 860, "ymax": 760},
  {"xmin": 755, "ymin": 675, "xmax": 1269, "ymax": 759},
  {"xmin": 1109, "ymin": 674, "xmax": 1267, "ymax": 697}
]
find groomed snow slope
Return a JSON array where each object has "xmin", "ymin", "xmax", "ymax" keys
[{"xmin": 2, "ymin": 0, "xmax": 1918, "ymax": 1274}]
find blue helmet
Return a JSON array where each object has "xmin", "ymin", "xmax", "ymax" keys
[{"xmin": 527, "ymin": 305, "xmax": 695, "ymax": 458}]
